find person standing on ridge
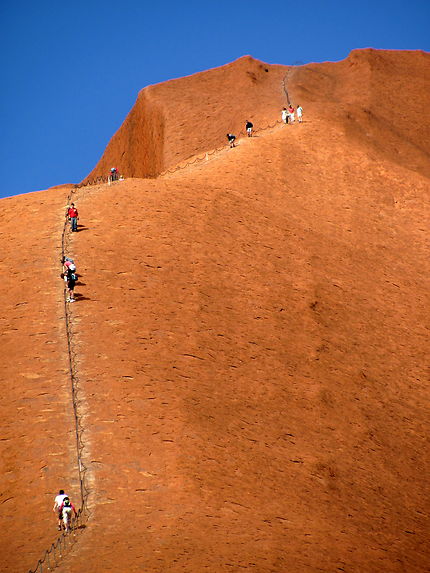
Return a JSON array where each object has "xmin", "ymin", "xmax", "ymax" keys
[
  {"xmin": 296, "ymin": 104, "xmax": 303, "ymax": 123},
  {"xmin": 288, "ymin": 104, "xmax": 295, "ymax": 124},
  {"xmin": 53, "ymin": 489, "xmax": 68, "ymax": 531},
  {"xmin": 227, "ymin": 133, "xmax": 236, "ymax": 148},
  {"xmin": 245, "ymin": 121, "xmax": 253, "ymax": 137},
  {"xmin": 66, "ymin": 203, "xmax": 79, "ymax": 232},
  {"xmin": 282, "ymin": 107, "xmax": 289, "ymax": 124}
]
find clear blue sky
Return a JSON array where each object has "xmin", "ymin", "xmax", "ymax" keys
[{"xmin": 1, "ymin": 0, "xmax": 428, "ymax": 199}]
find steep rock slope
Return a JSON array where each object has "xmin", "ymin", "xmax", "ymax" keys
[
  {"xmin": 290, "ymin": 49, "xmax": 430, "ymax": 178},
  {"xmin": 85, "ymin": 50, "xmax": 429, "ymax": 183},
  {"xmin": 0, "ymin": 188, "xmax": 82, "ymax": 572},
  {"xmin": 59, "ymin": 109, "xmax": 428, "ymax": 571},
  {"xmin": 84, "ymin": 56, "xmax": 289, "ymax": 181},
  {"xmin": 1, "ymin": 50, "xmax": 429, "ymax": 573}
]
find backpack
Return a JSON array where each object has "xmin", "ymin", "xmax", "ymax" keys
[{"xmin": 69, "ymin": 272, "xmax": 77, "ymax": 281}]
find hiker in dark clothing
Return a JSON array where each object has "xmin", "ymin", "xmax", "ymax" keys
[
  {"xmin": 66, "ymin": 268, "xmax": 76, "ymax": 302},
  {"xmin": 227, "ymin": 133, "xmax": 236, "ymax": 148}
]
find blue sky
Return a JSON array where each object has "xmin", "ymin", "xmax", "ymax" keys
[{"xmin": 1, "ymin": 0, "xmax": 429, "ymax": 199}]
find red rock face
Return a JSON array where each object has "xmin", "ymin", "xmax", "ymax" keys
[
  {"xmin": 1, "ymin": 50, "xmax": 430, "ymax": 573},
  {"xmin": 0, "ymin": 188, "xmax": 81, "ymax": 571},
  {"xmin": 84, "ymin": 56, "xmax": 289, "ymax": 181},
  {"xmin": 290, "ymin": 49, "xmax": 430, "ymax": 179}
]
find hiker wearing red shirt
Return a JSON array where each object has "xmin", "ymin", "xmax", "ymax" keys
[
  {"xmin": 66, "ymin": 203, "xmax": 79, "ymax": 232},
  {"xmin": 288, "ymin": 104, "xmax": 295, "ymax": 124}
]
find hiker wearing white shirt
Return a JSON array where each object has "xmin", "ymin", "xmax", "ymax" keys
[
  {"xmin": 297, "ymin": 105, "xmax": 303, "ymax": 123},
  {"xmin": 53, "ymin": 489, "xmax": 69, "ymax": 531},
  {"xmin": 281, "ymin": 107, "xmax": 288, "ymax": 124}
]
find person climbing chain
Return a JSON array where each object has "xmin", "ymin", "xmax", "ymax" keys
[{"xmin": 53, "ymin": 489, "xmax": 68, "ymax": 531}]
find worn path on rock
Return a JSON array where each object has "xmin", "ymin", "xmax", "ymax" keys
[
  {"xmin": 0, "ymin": 187, "xmax": 83, "ymax": 572},
  {"xmin": 2, "ymin": 49, "xmax": 429, "ymax": 573},
  {"xmin": 57, "ymin": 115, "xmax": 429, "ymax": 572}
]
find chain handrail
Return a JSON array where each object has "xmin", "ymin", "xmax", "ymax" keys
[
  {"xmin": 61, "ymin": 188, "xmax": 90, "ymax": 514},
  {"xmin": 26, "ymin": 67, "xmax": 293, "ymax": 571},
  {"xmin": 28, "ymin": 509, "xmax": 86, "ymax": 573},
  {"xmin": 75, "ymin": 174, "xmax": 109, "ymax": 188},
  {"xmin": 73, "ymin": 69, "xmax": 292, "ymax": 186},
  {"xmin": 157, "ymin": 118, "xmax": 283, "ymax": 177},
  {"xmin": 158, "ymin": 69, "xmax": 292, "ymax": 178},
  {"xmin": 28, "ymin": 185, "xmax": 90, "ymax": 573}
]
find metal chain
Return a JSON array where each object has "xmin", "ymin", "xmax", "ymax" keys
[
  {"xmin": 159, "ymin": 70, "xmax": 291, "ymax": 177},
  {"xmin": 28, "ymin": 188, "xmax": 89, "ymax": 573},
  {"xmin": 27, "ymin": 67, "xmax": 292, "ymax": 572}
]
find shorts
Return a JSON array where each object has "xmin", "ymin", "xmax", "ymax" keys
[
  {"xmin": 67, "ymin": 280, "xmax": 76, "ymax": 290},
  {"xmin": 247, "ymin": 127, "xmax": 252, "ymax": 133}
]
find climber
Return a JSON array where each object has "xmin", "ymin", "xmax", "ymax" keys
[
  {"xmin": 227, "ymin": 133, "xmax": 236, "ymax": 148},
  {"xmin": 110, "ymin": 167, "xmax": 119, "ymax": 182},
  {"xmin": 66, "ymin": 203, "xmax": 79, "ymax": 232},
  {"xmin": 53, "ymin": 489, "xmax": 68, "ymax": 531},
  {"xmin": 59, "ymin": 497, "xmax": 78, "ymax": 532}
]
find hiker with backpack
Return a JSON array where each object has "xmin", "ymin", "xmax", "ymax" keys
[
  {"xmin": 62, "ymin": 257, "xmax": 78, "ymax": 302},
  {"xmin": 62, "ymin": 257, "xmax": 76, "ymax": 280},
  {"xmin": 53, "ymin": 489, "xmax": 69, "ymax": 530},
  {"xmin": 65, "ymin": 266, "xmax": 77, "ymax": 303},
  {"xmin": 245, "ymin": 121, "xmax": 253, "ymax": 137},
  {"xmin": 62, "ymin": 256, "xmax": 74, "ymax": 273},
  {"xmin": 59, "ymin": 496, "xmax": 78, "ymax": 532}
]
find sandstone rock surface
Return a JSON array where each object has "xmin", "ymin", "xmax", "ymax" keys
[{"xmin": 1, "ymin": 50, "xmax": 429, "ymax": 572}]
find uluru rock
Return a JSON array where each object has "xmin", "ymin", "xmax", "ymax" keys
[{"xmin": 1, "ymin": 50, "xmax": 429, "ymax": 573}]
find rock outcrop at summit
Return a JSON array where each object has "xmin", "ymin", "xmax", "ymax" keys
[
  {"xmin": 85, "ymin": 50, "xmax": 430, "ymax": 183},
  {"xmin": 84, "ymin": 56, "xmax": 289, "ymax": 181},
  {"xmin": 290, "ymin": 49, "xmax": 430, "ymax": 178}
]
